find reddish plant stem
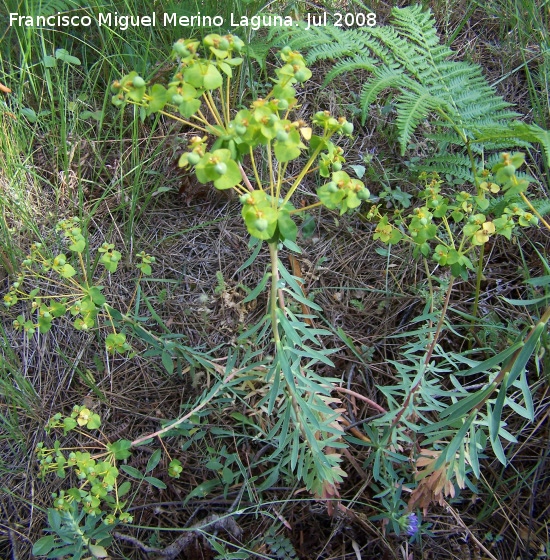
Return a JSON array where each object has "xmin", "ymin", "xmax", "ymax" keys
[
  {"xmin": 131, "ymin": 366, "xmax": 237, "ymax": 447},
  {"xmin": 390, "ymin": 277, "xmax": 455, "ymax": 429},
  {"xmin": 333, "ymin": 387, "xmax": 386, "ymax": 414}
]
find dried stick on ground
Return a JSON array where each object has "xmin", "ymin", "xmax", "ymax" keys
[{"xmin": 114, "ymin": 513, "xmax": 243, "ymax": 559}]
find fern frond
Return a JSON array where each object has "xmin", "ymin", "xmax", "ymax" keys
[
  {"xmin": 269, "ymin": 23, "xmax": 362, "ymax": 64},
  {"xmin": 391, "ymin": 4, "xmax": 441, "ymax": 48},
  {"xmin": 359, "ymin": 66, "xmax": 404, "ymax": 121},
  {"xmin": 414, "ymin": 155, "xmax": 477, "ymax": 182},
  {"xmin": 324, "ymin": 56, "xmax": 377, "ymax": 84},
  {"xmin": 306, "ymin": 29, "xmax": 366, "ymax": 64},
  {"xmin": 475, "ymin": 123, "xmax": 550, "ymax": 167},
  {"xmin": 395, "ymin": 91, "xmax": 441, "ymax": 154},
  {"xmin": 270, "ymin": 4, "xmax": 542, "ymax": 183},
  {"xmin": 486, "ymin": 195, "xmax": 550, "ymax": 217},
  {"xmin": 425, "ymin": 130, "xmax": 465, "ymax": 146}
]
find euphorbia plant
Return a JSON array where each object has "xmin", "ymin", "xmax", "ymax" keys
[
  {"xmin": 3, "ymin": 217, "xmax": 157, "ymax": 354},
  {"xmin": 366, "ymin": 152, "xmax": 540, "ymax": 326},
  {"xmin": 111, "ymin": 34, "xmax": 371, "ymax": 497}
]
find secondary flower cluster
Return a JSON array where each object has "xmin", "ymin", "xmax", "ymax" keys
[{"xmin": 367, "ymin": 153, "xmax": 537, "ymax": 279}]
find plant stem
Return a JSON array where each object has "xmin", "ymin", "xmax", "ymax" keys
[
  {"xmin": 282, "ymin": 140, "xmax": 326, "ymax": 205},
  {"xmin": 333, "ymin": 387, "xmax": 386, "ymax": 413},
  {"xmin": 520, "ymin": 192, "xmax": 550, "ymax": 232},
  {"xmin": 469, "ymin": 243, "xmax": 485, "ymax": 342},
  {"xmin": 238, "ymin": 163, "xmax": 254, "ymax": 192},
  {"xmin": 390, "ymin": 276, "xmax": 455, "ymax": 429},
  {"xmin": 289, "ymin": 201, "xmax": 323, "ymax": 214},
  {"xmin": 425, "ymin": 276, "xmax": 454, "ymax": 366},
  {"xmin": 268, "ymin": 242, "xmax": 283, "ymax": 342},
  {"xmin": 157, "ymin": 110, "xmax": 210, "ymax": 134},
  {"xmin": 131, "ymin": 365, "xmax": 236, "ymax": 446},
  {"xmin": 204, "ymin": 90, "xmax": 224, "ymax": 127},
  {"xmin": 226, "ymin": 75, "xmax": 231, "ymax": 124},
  {"xmin": 275, "ymin": 161, "xmax": 289, "ymax": 203},
  {"xmin": 267, "ymin": 140, "xmax": 275, "ymax": 202},
  {"xmin": 249, "ymin": 147, "xmax": 262, "ymax": 190}
]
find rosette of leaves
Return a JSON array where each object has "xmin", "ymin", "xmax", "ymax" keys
[
  {"xmin": 240, "ymin": 190, "xmax": 294, "ymax": 241},
  {"xmin": 32, "ymin": 504, "xmax": 116, "ymax": 560},
  {"xmin": 317, "ymin": 170, "xmax": 370, "ymax": 215}
]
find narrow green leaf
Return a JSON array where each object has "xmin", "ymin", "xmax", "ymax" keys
[
  {"xmin": 120, "ymin": 465, "xmax": 143, "ymax": 479},
  {"xmin": 161, "ymin": 352, "xmax": 174, "ymax": 375},
  {"xmin": 489, "ymin": 384, "xmax": 508, "ymax": 444},
  {"xmin": 454, "ymin": 341, "xmax": 523, "ymax": 377},
  {"xmin": 469, "ymin": 425, "xmax": 480, "ymax": 478},
  {"xmin": 236, "ymin": 239, "xmax": 262, "ymax": 273},
  {"xmin": 288, "ymin": 347, "xmax": 334, "ymax": 367},
  {"xmin": 444, "ymin": 412, "xmax": 476, "ymax": 463},
  {"xmin": 525, "ymin": 275, "xmax": 550, "ymax": 287},
  {"xmin": 502, "ymin": 295, "xmax": 550, "ymax": 306},
  {"xmin": 278, "ymin": 314, "xmax": 303, "ymax": 347},
  {"xmin": 118, "ymin": 481, "xmax": 132, "ymax": 497},
  {"xmin": 489, "ymin": 429, "xmax": 507, "ymax": 465},
  {"xmin": 266, "ymin": 412, "xmax": 285, "ymax": 440},
  {"xmin": 143, "ymin": 292, "xmax": 171, "ymax": 332},
  {"xmin": 508, "ymin": 322, "xmax": 546, "ymax": 384},
  {"xmin": 104, "ymin": 304, "xmax": 122, "ymax": 322},
  {"xmin": 278, "ymin": 344, "xmax": 298, "ymax": 391},
  {"xmin": 21, "ymin": 107, "xmax": 37, "ymax": 122},
  {"xmin": 257, "ymin": 467, "xmax": 280, "ymax": 491},
  {"xmin": 132, "ymin": 325, "xmax": 157, "ymax": 345},
  {"xmin": 144, "ymin": 476, "xmax": 167, "ymax": 489},
  {"xmin": 515, "ymin": 369, "xmax": 534, "ymax": 421},
  {"xmin": 279, "ymin": 404, "xmax": 291, "ymax": 446},
  {"xmin": 281, "ymin": 238, "xmax": 302, "ymax": 253},
  {"xmin": 290, "ymin": 429, "xmax": 300, "ymax": 471},
  {"xmin": 237, "ymin": 314, "xmax": 269, "ymax": 342},
  {"xmin": 373, "ymin": 449, "xmax": 381, "ymax": 481},
  {"xmin": 267, "ymin": 360, "xmax": 281, "ymax": 415},
  {"xmin": 440, "ymin": 384, "xmax": 495, "ymax": 419},
  {"xmin": 146, "ymin": 449, "xmax": 162, "ymax": 473},
  {"xmin": 506, "ymin": 396, "xmax": 531, "ymax": 420},
  {"xmin": 242, "ymin": 272, "xmax": 270, "ymax": 303},
  {"xmin": 33, "ymin": 536, "xmax": 56, "ymax": 556},
  {"xmin": 278, "ymin": 260, "xmax": 322, "ymax": 310},
  {"xmin": 182, "ymin": 479, "xmax": 220, "ymax": 505},
  {"xmin": 47, "ymin": 544, "xmax": 78, "ymax": 557}
]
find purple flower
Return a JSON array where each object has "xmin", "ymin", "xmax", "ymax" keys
[{"xmin": 406, "ymin": 513, "xmax": 420, "ymax": 536}]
